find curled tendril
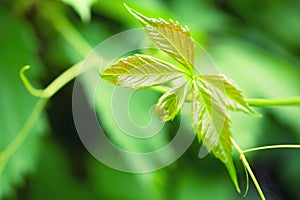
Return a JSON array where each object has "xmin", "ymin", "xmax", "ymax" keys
[
  {"xmin": 20, "ymin": 65, "xmax": 51, "ymax": 98},
  {"xmin": 0, "ymin": 62, "xmax": 82, "ymax": 176},
  {"xmin": 20, "ymin": 62, "xmax": 82, "ymax": 99},
  {"xmin": 243, "ymin": 162, "xmax": 249, "ymax": 197}
]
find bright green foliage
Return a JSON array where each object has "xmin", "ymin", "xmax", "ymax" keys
[
  {"xmin": 1, "ymin": 1, "xmax": 300, "ymax": 199},
  {"xmin": 101, "ymin": 54, "xmax": 185, "ymax": 90},
  {"xmin": 155, "ymin": 81, "xmax": 190, "ymax": 121},
  {"xmin": 101, "ymin": 5, "xmax": 257, "ymax": 191},
  {"xmin": 200, "ymin": 74, "xmax": 258, "ymax": 115},
  {"xmin": 125, "ymin": 4, "xmax": 195, "ymax": 72},
  {"xmin": 192, "ymin": 79, "xmax": 238, "ymax": 191}
]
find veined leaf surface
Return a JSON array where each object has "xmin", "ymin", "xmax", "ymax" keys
[
  {"xmin": 98, "ymin": 5, "xmax": 263, "ymax": 192},
  {"xmin": 155, "ymin": 81, "xmax": 190, "ymax": 121},
  {"xmin": 192, "ymin": 79, "xmax": 239, "ymax": 192},
  {"xmin": 101, "ymin": 54, "xmax": 184, "ymax": 90},
  {"xmin": 125, "ymin": 4, "xmax": 195, "ymax": 71},
  {"xmin": 200, "ymin": 74, "xmax": 257, "ymax": 114}
]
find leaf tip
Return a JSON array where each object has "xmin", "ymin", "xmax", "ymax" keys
[
  {"xmin": 226, "ymin": 158, "xmax": 241, "ymax": 193},
  {"xmin": 123, "ymin": 2, "xmax": 130, "ymax": 10},
  {"xmin": 245, "ymin": 106, "xmax": 262, "ymax": 117},
  {"xmin": 123, "ymin": 3, "xmax": 136, "ymax": 17},
  {"xmin": 251, "ymin": 110, "xmax": 262, "ymax": 117},
  {"xmin": 124, "ymin": 3, "xmax": 148, "ymax": 24}
]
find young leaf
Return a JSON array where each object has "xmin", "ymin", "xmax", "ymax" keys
[
  {"xmin": 200, "ymin": 74, "xmax": 258, "ymax": 115},
  {"xmin": 192, "ymin": 80, "xmax": 240, "ymax": 192},
  {"xmin": 155, "ymin": 81, "xmax": 190, "ymax": 121},
  {"xmin": 125, "ymin": 4, "xmax": 195, "ymax": 71},
  {"xmin": 101, "ymin": 54, "xmax": 184, "ymax": 90}
]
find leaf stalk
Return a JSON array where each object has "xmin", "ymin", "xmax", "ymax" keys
[{"xmin": 246, "ymin": 97, "xmax": 300, "ymax": 107}]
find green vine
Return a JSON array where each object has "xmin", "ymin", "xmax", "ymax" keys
[
  {"xmin": 242, "ymin": 144, "xmax": 300, "ymax": 154},
  {"xmin": 0, "ymin": 98, "xmax": 48, "ymax": 174},
  {"xmin": 231, "ymin": 138, "xmax": 266, "ymax": 200},
  {"xmin": 246, "ymin": 97, "xmax": 300, "ymax": 107},
  {"xmin": 0, "ymin": 61, "xmax": 82, "ymax": 175},
  {"xmin": 20, "ymin": 62, "xmax": 83, "ymax": 98}
]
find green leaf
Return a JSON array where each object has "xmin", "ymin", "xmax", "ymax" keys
[
  {"xmin": 27, "ymin": 141, "xmax": 98, "ymax": 200},
  {"xmin": 192, "ymin": 79, "xmax": 240, "ymax": 192},
  {"xmin": 101, "ymin": 54, "xmax": 184, "ymax": 90},
  {"xmin": 200, "ymin": 74, "xmax": 258, "ymax": 115},
  {"xmin": 155, "ymin": 81, "xmax": 190, "ymax": 122},
  {"xmin": 0, "ymin": 8, "xmax": 47, "ymax": 198},
  {"xmin": 125, "ymin": 4, "xmax": 195, "ymax": 71},
  {"xmin": 81, "ymin": 68, "xmax": 176, "ymax": 161}
]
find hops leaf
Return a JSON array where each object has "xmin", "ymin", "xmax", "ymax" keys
[
  {"xmin": 99, "ymin": 5, "xmax": 261, "ymax": 192},
  {"xmin": 155, "ymin": 81, "xmax": 190, "ymax": 121},
  {"xmin": 125, "ymin": 4, "xmax": 195, "ymax": 71},
  {"xmin": 101, "ymin": 54, "xmax": 185, "ymax": 90},
  {"xmin": 201, "ymin": 74, "xmax": 258, "ymax": 115},
  {"xmin": 192, "ymin": 79, "xmax": 240, "ymax": 192}
]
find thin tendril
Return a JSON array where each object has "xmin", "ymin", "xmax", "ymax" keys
[
  {"xmin": 242, "ymin": 162, "xmax": 249, "ymax": 197},
  {"xmin": 0, "ymin": 61, "xmax": 82, "ymax": 176},
  {"xmin": 230, "ymin": 137, "xmax": 266, "ymax": 200},
  {"xmin": 242, "ymin": 144, "xmax": 300, "ymax": 154},
  {"xmin": 20, "ymin": 62, "xmax": 82, "ymax": 98}
]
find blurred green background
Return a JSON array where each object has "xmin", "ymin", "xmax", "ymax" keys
[{"xmin": 1, "ymin": 0, "xmax": 300, "ymax": 199}]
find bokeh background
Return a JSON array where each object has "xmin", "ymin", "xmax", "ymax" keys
[{"xmin": 1, "ymin": 0, "xmax": 300, "ymax": 199}]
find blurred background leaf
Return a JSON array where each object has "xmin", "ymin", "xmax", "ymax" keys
[
  {"xmin": 0, "ymin": 6, "xmax": 47, "ymax": 199},
  {"xmin": 0, "ymin": 0, "xmax": 300, "ymax": 199},
  {"xmin": 62, "ymin": 0, "xmax": 97, "ymax": 22}
]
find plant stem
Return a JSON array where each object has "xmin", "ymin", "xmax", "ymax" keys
[
  {"xmin": 1, "ymin": 1, "xmax": 91, "ymax": 176},
  {"xmin": 149, "ymin": 86, "xmax": 300, "ymax": 107},
  {"xmin": 41, "ymin": 2, "xmax": 93, "ymax": 57},
  {"xmin": 230, "ymin": 137, "xmax": 266, "ymax": 200},
  {"xmin": 242, "ymin": 144, "xmax": 300, "ymax": 154},
  {"xmin": 43, "ymin": 62, "xmax": 82, "ymax": 97},
  {"xmin": 0, "ymin": 61, "xmax": 82, "ymax": 175},
  {"xmin": 0, "ymin": 98, "xmax": 48, "ymax": 175},
  {"xmin": 20, "ymin": 62, "xmax": 82, "ymax": 98},
  {"xmin": 246, "ymin": 97, "xmax": 300, "ymax": 107}
]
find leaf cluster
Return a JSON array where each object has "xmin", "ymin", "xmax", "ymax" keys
[{"xmin": 101, "ymin": 4, "xmax": 257, "ymax": 191}]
